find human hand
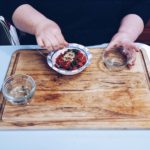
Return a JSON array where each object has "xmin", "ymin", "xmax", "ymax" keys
[
  {"xmin": 105, "ymin": 32, "xmax": 140, "ymax": 69},
  {"xmin": 35, "ymin": 19, "xmax": 68, "ymax": 51}
]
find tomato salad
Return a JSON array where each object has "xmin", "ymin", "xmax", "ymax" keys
[{"xmin": 55, "ymin": 49, "xmax": 87, "ymax": 70}]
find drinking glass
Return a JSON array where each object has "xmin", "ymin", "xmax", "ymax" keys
[
  {"xmin": 2, "ymin": 74, "xmax": 36, "ymax": 105},
  {"xmin": 103, "ymin": 48, "xmax": 128, "ymax": 71}
]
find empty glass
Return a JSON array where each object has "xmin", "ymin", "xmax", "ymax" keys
[
  {"xmin": 103, "ymin": 48, "xmax": 128, "ymax": 71},
  {"xmin": 2, "ymin": 74, "xmax": 36, "ymax": 105}
]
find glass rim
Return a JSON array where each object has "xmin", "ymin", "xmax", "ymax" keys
[{"xmin": 102, "ymin": 49, "xmax": 128, "ymax": 67}]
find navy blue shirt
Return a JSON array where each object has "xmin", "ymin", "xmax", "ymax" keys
[{"xmin": 1, "ymin": 0, "xmax": 150, "ymax": 45}]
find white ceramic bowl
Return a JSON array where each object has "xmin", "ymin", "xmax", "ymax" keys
[{"xmin": 47, "ymin": 43, "xmax": 92, "ymax": 75}]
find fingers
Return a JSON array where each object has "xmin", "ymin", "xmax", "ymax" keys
[
  {"xmin": 105, "ymin": 40, "xmax": 117, "ymax": 51},
  {"xmin": 55, "ymin": 33, "xmax": 68, "ymax": 47},
  {"xmin": 122, "ymin": 47, "xmax": 136, "ymax": 69},
  {"xmin": 36, "ymin": 33, "xmax": 68, "ymax": 51},
  {"xmin": 106, "ymin": 40, "xmax": 138, "ymax": 69},
  {"xmin": 127, "ymin": 51, "xmax": 136, "ymax": 68},
  {"xmin": 127, "ymin": 55, "xmax": 136, "ymax": 69},
  {"xmin": 105, "ymin": 31, "xmax": 141, "ymax": 69},
  {"xmin": 36, "ymin": 22, "xmax": 68, "ymax": 51},
  {"xmin": 49, "ymin": 35, "xmax": 60, "ymax": 50},
  {"xmin": 36, "ymin": 37, "xmax": 44, "ymax": 48},
  {"xmin": 122, "ymin": 43, "xmax": 138, "ymax": 69},
  {"xmin": 106, "ymin": 40, "xmax": 139, "ymax": 52},
  {"xmin": 128, "ymin": 44, "xmax": 140, "ymax": 52},
  {"xmin": 43, "ymin": 38, "xmax": 53, "ymax": 50}
]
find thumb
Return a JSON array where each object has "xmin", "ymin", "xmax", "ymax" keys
[{"xmin": 105, "ymin": 41, "xmax": 116, "ymax": 51}]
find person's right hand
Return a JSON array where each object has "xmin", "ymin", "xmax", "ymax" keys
[
  {"xmin": 35, "ymin": 19, "xmax": 68, "ymax": 51},
  {"xmin": 105, "ymin": 32, "xmax": 139, "ymax": 69}
]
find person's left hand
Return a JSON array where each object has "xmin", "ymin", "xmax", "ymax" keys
[{"xmin": 105, "ymin": 32, "xmax": 140, "ymax": 69}]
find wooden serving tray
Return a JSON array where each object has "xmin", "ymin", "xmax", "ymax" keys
[{"xmin": 0, "ymin": 48, "xmax": 150, "ymax": 129}]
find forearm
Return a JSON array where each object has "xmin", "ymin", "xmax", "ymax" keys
[
  {"xmin": 12, "ymin": 4, "xmax": 49, "ymax": 35},
  {"xmin": 117, "ymin": 14, "xmax": 144, "ymax": 41}
]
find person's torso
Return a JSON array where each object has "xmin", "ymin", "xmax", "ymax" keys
[{"xmin": 23, "ymin": 0, "xmax": 142, "ymax": 45}]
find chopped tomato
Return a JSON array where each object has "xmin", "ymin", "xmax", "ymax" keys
[{"xmin": 55, "ymin": 49, "xmax": 87, "ymax": 71}]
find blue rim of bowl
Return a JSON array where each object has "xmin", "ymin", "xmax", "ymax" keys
[{"xmin": 47, "ymin": 43, "xmax": 92, "ymax": 75}]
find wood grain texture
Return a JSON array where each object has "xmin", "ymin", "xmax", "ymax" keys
[
  {"xmin": 0, "ymin": 54, "xmax": 17, "ymax": 120},
  {"xmin": 0, "ymin": 48, "xmax": 150, "ymax": 129}
]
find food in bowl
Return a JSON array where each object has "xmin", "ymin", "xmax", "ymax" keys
[
  {"xmin": 47, "ymin": 43, "xmax": 92, "ymax": 75},
  {"xmin": 55, "ymin": 49, "xmax": 87, "ymax": 70}
]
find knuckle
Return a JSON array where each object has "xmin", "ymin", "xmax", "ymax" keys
[
  {"xmin": 47, "ymin": 45, "xmax": 53, "ymax": 50},
  {"xmin": 60, "ymin": 42, "xmax": 66, "ymax": 47},
  {"xmin": 52, "ymin": 28, "xmax": 60, "ymax": 34},
  {"xmin": 53, "ymin": 44, "xmax": 59, "ymax": 50}
]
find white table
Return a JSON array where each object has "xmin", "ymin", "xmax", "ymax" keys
[{"xmin": 0, "ymin": 130, "xmax": 150, "ymax": 150}]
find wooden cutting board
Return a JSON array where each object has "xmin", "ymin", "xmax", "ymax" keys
[{"xmin": 0, "ymin": 48, "xmax": 150, "ymax": 129}]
